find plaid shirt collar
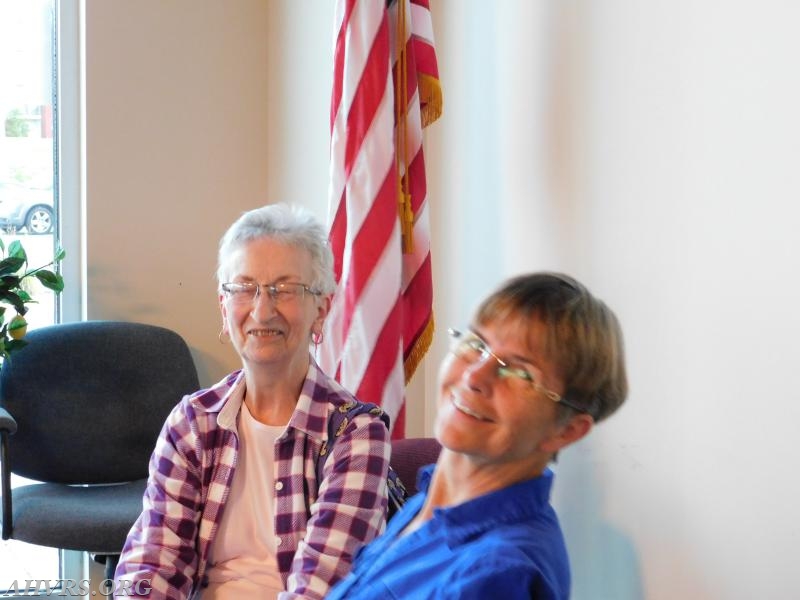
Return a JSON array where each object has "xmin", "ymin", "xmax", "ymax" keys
[{"xmin": 201, "ymin": 355, "xmax": 331, "ymax": 441}]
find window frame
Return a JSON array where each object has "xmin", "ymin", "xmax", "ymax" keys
[
  {"xmin": 1, "ymin": 0, "xmax": 83, "ymax": 596},
  {"xmin": 56, "ymin": 0, "xmax": 83, "ymax": 323}
]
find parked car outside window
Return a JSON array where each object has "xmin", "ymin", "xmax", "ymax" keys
[{"xmin": 0, "ymin": 181, "xmax": 54, "ymax": 235}]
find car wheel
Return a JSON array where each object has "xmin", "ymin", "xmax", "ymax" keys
[{"xmin": 25, "ymin": 206, "xmax": 54, "ymax": 235}]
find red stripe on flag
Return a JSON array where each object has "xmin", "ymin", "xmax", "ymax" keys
[
  {"xmin": 328, "ymin": 192, "xmax": 348, "ymax": 282},
  {"xmin": 402, "ymin": 253, "xmax": 432, "ymax": 347},
  {"xmin": 403, "ymin": 145, "xmax": 427, "ymax": 213},
  {"xmin": 330, "ymin": 3, "xmax": 350, "ymax": 130}
]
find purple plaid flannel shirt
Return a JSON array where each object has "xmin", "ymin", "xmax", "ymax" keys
[{"xmin": 114, "ymin": 357, "xmax": 390, "ymax": 599}]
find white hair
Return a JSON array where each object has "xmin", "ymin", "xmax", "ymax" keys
[{"xmin": 216, "ymin": 203, "xmax": 336, "ymax": 294}]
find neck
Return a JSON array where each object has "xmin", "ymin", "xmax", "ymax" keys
[
  {"xmin": 436, "ymin": 449, "xmax": 546, "ymax": 501},
  {"xmin": 402, "ymin": 448, "xmax": 548, "ymax": 535},
  {"xmin": 242, "ymin": 356, "xmax": 310, "ymax": 426}
]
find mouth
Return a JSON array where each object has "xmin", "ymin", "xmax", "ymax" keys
[
  {"xmin": 450, "ymin": 390, "xmax": 491, "ymax": 422},
  {"xmin": 248, "ymin": 327, "xmax": 284, "ymax": 338}
]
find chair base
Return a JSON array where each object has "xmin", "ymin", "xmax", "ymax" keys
[{"xmin": 92, "ymin": 553, "xmax": 121, "ymax": 582}]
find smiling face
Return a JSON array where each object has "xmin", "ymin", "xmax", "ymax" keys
[
  {"xmin": 435, "ymin": 316, "xmax": 591, "ymax": 475},
  {"xmin": 219, "ymin": 237, "xmax": 329, "ymax": 378}
]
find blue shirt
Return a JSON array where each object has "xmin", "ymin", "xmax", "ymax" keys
[{"xmin": 327, "ymin": 465, "xmax": 571, "ymax": 600}]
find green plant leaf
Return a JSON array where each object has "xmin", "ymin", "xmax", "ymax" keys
[
  {"xmin": 1, "ymin": 274, "xmax": 21, "ymax": 287},
  {"xmin": 0, "ymin": 290, "xmax": 27, "ymax": 315},
  {"xmin": 35, "ymin": 270, "xmax": 64, "ymax": 292},
  {"xmin": 0, "ymin": 257, "xmax": 25, "ymax": 276},
  {"xmin": 0, "ymin": 238, "xmax": 65, "ymax": 369},
  {"xmin": 8, "ymin": 240, "xmax": 26, "ymax": 261}
]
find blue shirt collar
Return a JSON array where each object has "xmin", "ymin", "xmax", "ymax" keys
[{"xmin": 416, "ymin": 464, "xmax": 556, "ymax": 547}]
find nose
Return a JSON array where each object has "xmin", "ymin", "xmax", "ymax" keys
[
  {"xmin": 250, "ymin": 286, "xmax": 277, "ymax": 320},
  {"xmin": 461, "ymin": 352, "xmax": 499, "ymax": 393}
]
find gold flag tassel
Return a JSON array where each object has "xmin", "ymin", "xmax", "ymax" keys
[{"xmin": 418, "ymin": 72, "xmax": 443, "ymax": 128}]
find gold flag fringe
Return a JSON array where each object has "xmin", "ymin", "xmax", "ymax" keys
[
  {"xmin": 418, "ymin": 73, "xmax": 443, "ymax": 128},
  {"xmin": 404, "ymin": 315, "xmax": 434, "ymax": 384}
]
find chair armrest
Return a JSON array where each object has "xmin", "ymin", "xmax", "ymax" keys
[
  {"xmin": 0, "ymin": 407, "xmax": 18, "ymax": 436},
  {"xmin": 0, "ymin": 406, "xmax": 17, "ymax": 540}
]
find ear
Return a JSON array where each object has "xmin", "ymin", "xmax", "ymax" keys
[
  {"xmin": 539, "ymin": 414, "xmax": 594, "ymax": 454},
  {"xmin": 313, "ymin": 293, "xmax": 332, "ymax": 332},
  {"xmin": 219, "ymin": 293, "xmax": 229, "ymax": 333}
]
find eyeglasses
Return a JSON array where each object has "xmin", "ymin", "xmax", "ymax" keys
[
  {"xmin": 447, "ymin": 328, "xmax": 589, "ymax": 415},
  {"xmin": 220, "ymin": 281, "xmax": 321, "ymax": 305}
]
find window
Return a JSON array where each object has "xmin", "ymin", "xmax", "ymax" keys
[{"xmin": 1, "ymin": 0, "xmax": 72, "ymax": 593}]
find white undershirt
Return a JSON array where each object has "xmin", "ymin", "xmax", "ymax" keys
[{"xmin": 200, "ymin": 401, "xmax": 285, "ymax": 599}]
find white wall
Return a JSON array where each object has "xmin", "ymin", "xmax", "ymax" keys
[
  {"xmin": 81, "ymin": 1, "xmax": 800, "ymax": 598},
  {"xmin": 427, "ymin": 1, "xmax": 800, "ymax": 599}
]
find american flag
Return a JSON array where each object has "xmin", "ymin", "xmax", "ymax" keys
[{"xmin": 321, "ymin": 0, "xmax": 442, "ymax": 437}]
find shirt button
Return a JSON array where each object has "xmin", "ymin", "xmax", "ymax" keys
[
  {"xmin": 275, "ymin": 481, "xmax": 284, "ymax": 491},
  {"xmin": 275, "ymin": 537, "xmax": 283, "ymax": 547}
]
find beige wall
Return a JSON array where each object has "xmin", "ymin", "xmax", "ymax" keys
[{"xmin": 84, "ymin": 1, "xmax": 288, "ymax": 387}]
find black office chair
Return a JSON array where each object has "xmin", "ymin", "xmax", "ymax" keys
[{"xmin": 0, "ymin": 320, "xmax": 200, "ymax": 581}]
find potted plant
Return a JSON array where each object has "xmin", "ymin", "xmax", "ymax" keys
[{"xmin": 0, "ymin": 238, "xmax": 65, "ymax": 364}]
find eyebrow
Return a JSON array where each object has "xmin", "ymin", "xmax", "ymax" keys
[
  {"xmin": 470, "ymin": 326, "xmax": 546, "ymax": 373},
  {"xmin": 230, "ymin": 275, "xmax": 302, "ymax": 284}
]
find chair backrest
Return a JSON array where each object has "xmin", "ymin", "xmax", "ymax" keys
[
  {"xmin": 0, "ymin": 320, "xmax": 199, "ymax": 484},
  {"xmin": 390, "ymin": 437, "xmax": 442, "ymax": 495}
]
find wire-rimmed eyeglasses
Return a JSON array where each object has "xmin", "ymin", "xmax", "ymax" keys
[
  {"xmin": 220, "ymin": 281, "xmax": 321, "ymax": 305},
  {"xmin": 447, "ymin": 328, "xmax": 590, "ymax": 416}
]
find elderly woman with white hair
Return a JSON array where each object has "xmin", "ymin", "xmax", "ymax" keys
[{"xmin": 115, "ymin": 203, "xmax": 391, "ymax": 599}]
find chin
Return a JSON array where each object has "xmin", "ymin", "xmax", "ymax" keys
[{"xmin": 433, "ymin": 413, "xmax": 470, "ymax": 453}]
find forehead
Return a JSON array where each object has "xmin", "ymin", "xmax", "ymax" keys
[
  {"xmin": 224, "ymin": 237, "xmax": 312, "ymax": 277},
  {"xmin": 475, "ymin": 314, "xmax": 559, "ymax": 366}
]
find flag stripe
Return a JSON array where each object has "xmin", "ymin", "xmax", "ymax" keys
[
  {"xmin": 342, "ymin": 22, "xmax": 390, "ymax": 179},
  {"xmin": 340, "ymin": 168, "xmax": 398, "ymax": 343}
]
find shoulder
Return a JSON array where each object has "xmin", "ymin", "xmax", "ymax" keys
[
  {"xmin": 308, "ymin": 362, "xmax": 363, "ymax": 410},
  {"xmin": 438, "ymin": 532, "xmax": 569, "ymax": 600},
  {"xmin": 446, "ymin": 556, "xmax": 568, "ymax": 600},
  {"xmin": 316, "ymin": 388, "xmax": 391, "ymax": 472},
  {"xmin": 158, "ymin": 371, "xmax": 241, "ymax": 445},
  {"xmin": 448, "ymin": 523, "xmax": 570, "ymax": 599},
  {"xmin": 306, "ymin": 360, "xmax": 391, "ymax": 434},
  {"xmin": 187, "ymin": 370, "xmax": 241, "ymax": 411}
]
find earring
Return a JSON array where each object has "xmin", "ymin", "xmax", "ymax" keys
[
  {"xmin": 218, "ymin": 328, "xmax": 228, "ymax": 344},
  {"xmin": 312, "ymin": 331, "xmax": 324, "ymax": 346}
]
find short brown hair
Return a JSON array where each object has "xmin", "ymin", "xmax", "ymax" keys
[{"xmin": 474, "ymin": 272, "xmax": 627, "ymax": 422}]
